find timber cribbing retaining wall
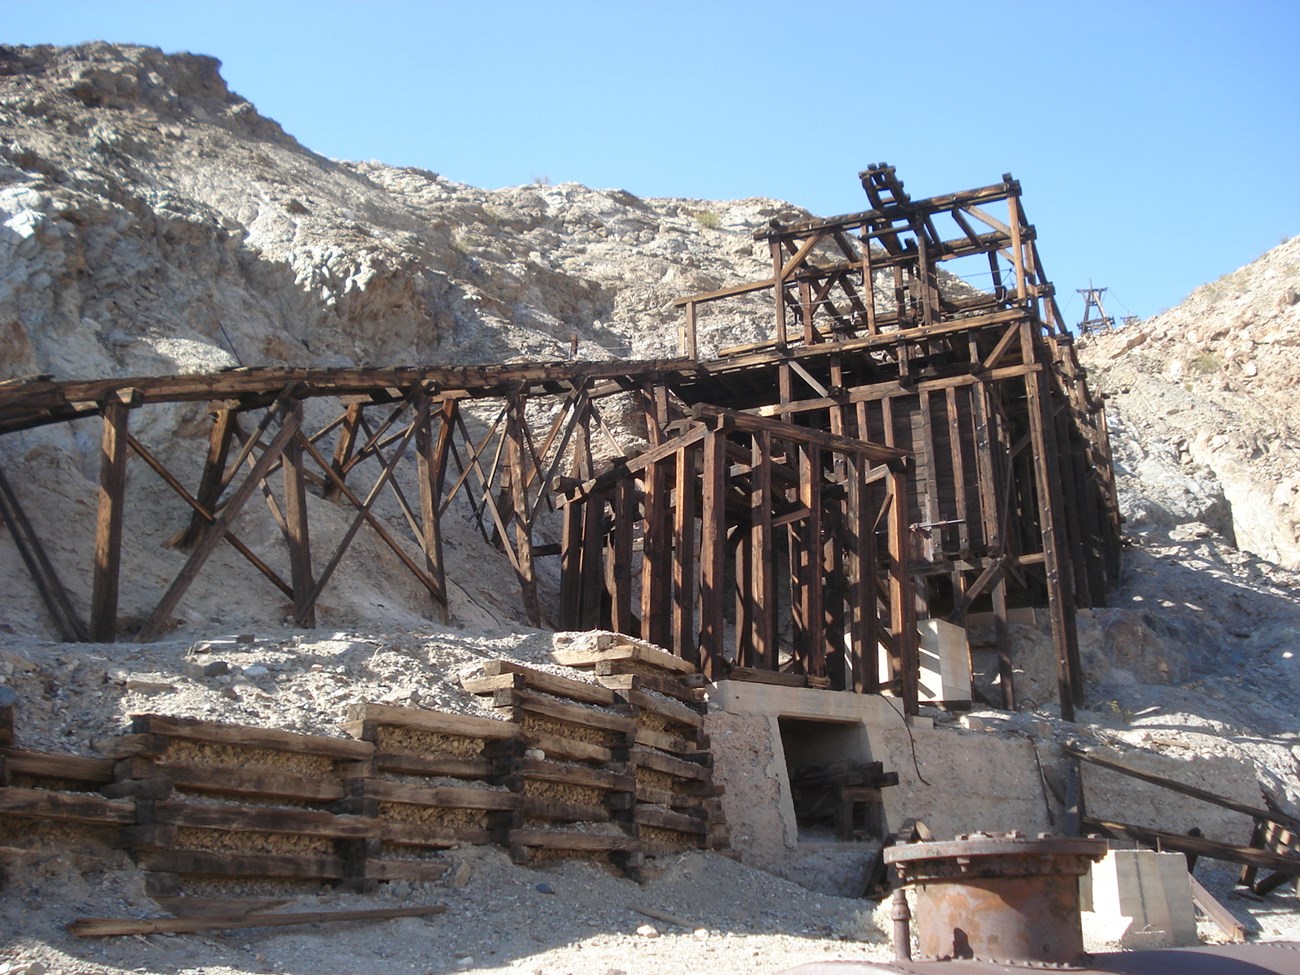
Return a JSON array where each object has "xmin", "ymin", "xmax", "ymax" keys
[{"xmin": 0, "ymin": 640, "xmax": 726, "ymax": 901}]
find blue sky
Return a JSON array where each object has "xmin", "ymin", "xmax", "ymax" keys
[{"xmin": 5, "ymin": 0, "xmax": 1298, "ymax": 322}]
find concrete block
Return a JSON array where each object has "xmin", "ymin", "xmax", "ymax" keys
[
  {"xmin": 1086, "ymin": 849, "xmax": 1197, "ymax": 948},
  {"xmin": 881, "ymin": 619, "xmax": 970, "ymax": 704}
]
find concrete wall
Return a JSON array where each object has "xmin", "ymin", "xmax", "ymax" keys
[{"xmin": 706, "ymin": 681, "xmax": 1056, "ymax": 870}]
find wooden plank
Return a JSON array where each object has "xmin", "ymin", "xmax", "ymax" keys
[
  {"xmin": 640, "ymin": 459, "xmax": 671, "ymax": 648},
  {"xmin": 362, "ymin": 859, "xmax": 450, "ymax": 882},
  {"xmin": 478, "ymin": 659, "xmax": 617, "ymax": 706},
  {"xmin": 724, "ymin": 666, "xmax": 808, "ymax": 688},
  {"xmin": 751, "ymin": 431, "xmax": 775, "ymax": 670},
  {"xmin": 126, "ymin": 760, "xmax": 344, "ymax": 803},
  {"xmin": 70, "ymin": 902, "xmax": 445, "ymax": 938},
  {"xmin": 150, "ymin": 799, "xmax": 372, "ymax": 839},
  {"xmin": 506, "ymin": 394, "xmax": 542, "ymax": 626},
  {"xmin": 323, "ymin": 401, "xmax": 363, "ymax": 502},
  {"xmin": 152, "ymin": 896, "xmax": 293, "ymax": 918},
  {"xmin": 416, "ymin": 398, "xmax": 454, "ymax": 622},
  {"xmin": 345, "ymin": 703, "xmax": 518, "ymax": 741},
  {"xmin": 1065, "ymin": 746, "xmax": 1300, "ymax": 832},
  {"xmin": 90, "ymin": 397, "xmax": 130, "ymax": 642},
  {"xmin": 624, "ymin": 689, "xmax": 704, "ymax": 730},
  {"xmin": 521, "ymin": 796, "xmax": 610, "ymax": 823},
  {"xmin": 594, "ymin": 673, "xmax": 704, "ymax": 706},
  {"xmin": 628, "ymin": 746, "xmax": 711, "ymax": 782},
  {"xmin": 513, "ymin": 757, "xmax": 633, "ymax": 792},
  {"xmin": 633, "ymin": 804, "xmax": 707, "ymax": 835},
  {"xmin": 552, "ymin": 642, "xmax": 697, "ymax": 676},
  {"xmin": 1084, "ymin": 817, "xmax": 1300, "ymax": 876},
  {"xmin": 122, "ymin": 847, "xmax": 345, "ymax": 878},
  {"xmin": 1187, "ymin": 873, "xmax": 1248, "ymax": 942},
  {"xmin": 491, "ymin": 688, "xmax": 635, "ymax": 736},
  {"xmin": 633, "ymin": 727, "xmax": 705, "ymax": 756},
  {"xmin": 374, "ymin": 752, "xmax": 495, "ymax": 780},
  {"xmin": 0, "ymin": 786, "xmax": 135, "ymax": 824},
  {"xmin": 509, "ymin": 828, "xmax": 638, "ymax": 853},
  {"xmin": 1024, "ymin": 326, "xmax": 1081, "ymax": 720},
  {"xmin": 133, "ymin": 714, "xmax": 373, "ymax": 760},
  {"xmin": 362, "ymin": 780, "xmax": 519, "ymax": 811},
  {"xmin": 519, "ymin": 731, "xmax": 613, "ymax": 765},
  {"xmin": 0, "ymin": 750, "xmax": 115, "ymax": 784}
]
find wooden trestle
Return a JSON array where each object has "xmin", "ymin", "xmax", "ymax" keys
[{"xmin": 0, "ymin": 165, "xmax": 1118, "ymax": 719}]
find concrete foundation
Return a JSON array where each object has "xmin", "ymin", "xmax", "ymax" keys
[
  {"xmin": 705, "ymin": 681, "xmax": 1055, "ymax": 882},
  {"xmin": 1084, "ymin": 849, "xmax": 1198, "ymax": 948}
]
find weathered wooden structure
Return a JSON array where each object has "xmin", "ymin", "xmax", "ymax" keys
[{"xmin": 0, "ymin": 165, "xmax": 1118, "ymax": 719}]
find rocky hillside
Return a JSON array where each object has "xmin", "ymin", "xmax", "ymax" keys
[
  {"xmin": 0, "ymin": 42, "xmax": 799, "ymax": 385},
  {"xmin": 1082, "ymin": 239, "xmax": 1300, "ymax": 567}
]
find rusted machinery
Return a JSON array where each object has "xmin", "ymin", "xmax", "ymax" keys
[{"xmin": 885, "ymin": 831, "xmax": 1107, "ymax": 964}]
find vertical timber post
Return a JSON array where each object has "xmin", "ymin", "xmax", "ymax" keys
[
  {"xmin": 91, "ymin": 394, "xmax": 131, "ymax": 642},
  {"xmin": 282, "ymin": 398, "xmax": 316, "ymax": 627}
]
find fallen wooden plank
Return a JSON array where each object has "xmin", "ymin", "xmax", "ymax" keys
[
  {"xmin": 132, "ymin": 714, "xmax": 373, "ymax": 761},
  {"xmin": 0, "ymin": 786, "xmax": 135, "ymax": 825},
  {"xmin": 1083, "ymin": 817, "xmax": 1300, "ymax": 875},
  {"xmin": 69, "ymin": 904, "xmax": 446, "ymax": 937},
  {"xmin": 1066, "ymin": 745, "xmax": 1300, "ymax": 833},
  {"xmin": 345, "ymin": 703, "xmax": 518, "ymax": 741},
  {"xmin": 628, "ymin": 904, "xmax": 694, "ymax": 929},
  {"xmin": 1188, "ymin": 873, "xmax": 1248, "ymax": 943}
]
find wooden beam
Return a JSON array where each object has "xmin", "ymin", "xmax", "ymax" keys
[
  {"xmin": 126, "ymin": 434, "xmax": 292, "ymax": 599},
  {"xmin": 416, "ymin": 398, "xmax": 454, "ymax": 622},
  {"xmin": 506, "ymin": 393, "xmax": 542, "ymax": 626},
  {"xmin": 69, "ymin": 905, "xmax": 446, "ymax": 938},
  {"xmin": 672, "ymin": 445, "xmax": 697, "ymax": 663},
  {"xmin": 323, "ymin": 401, "xmax": 363, "ymax": 502},
  {"xmin": 90, "ymin": 397, "xmax": 130, "ymax": 642},
  {"xmin": 751, "ymin": 431, "xmax": 775, "ymax": 671},
  {"xmin": 697, "ymin": 425, "xmax": 726, "ymax": 680},
  {"xmin": 282, "ymin": 401, "xmax": 316, "ymax": 627},
  {"xmin": 137, "ymin": 403, "xmax": 303, "ymax": 642},
  {"xmin": 0, "ymin": 466, "xmax": 87, "ymax": 641},
  {"xmin": 173, "ymin": 407, "xmax": 234, "ymax": 548}
]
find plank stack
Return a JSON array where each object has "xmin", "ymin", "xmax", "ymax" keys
[
  {"xmin": 552, "ymin": 636, "xmax": 728, "ymax": 857},
  {"xmin": 461, "ymin": 658, "xmax": 641, "ymax": 873},
  {"xmin": 341, "ymin": 701, "xmax": 520, "ymax": 887},
  {"xmin": 102, "ymin": 714, "xmax": 376, "ymax": 897}
]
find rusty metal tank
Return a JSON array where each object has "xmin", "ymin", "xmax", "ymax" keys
[
  {"xmin": 884, "ymin": 831, "xmax": 1108, "ymax": 965},
  {"xmin": 778, "ymin": 943, "xmax": 1300, "ymax": 975}
]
